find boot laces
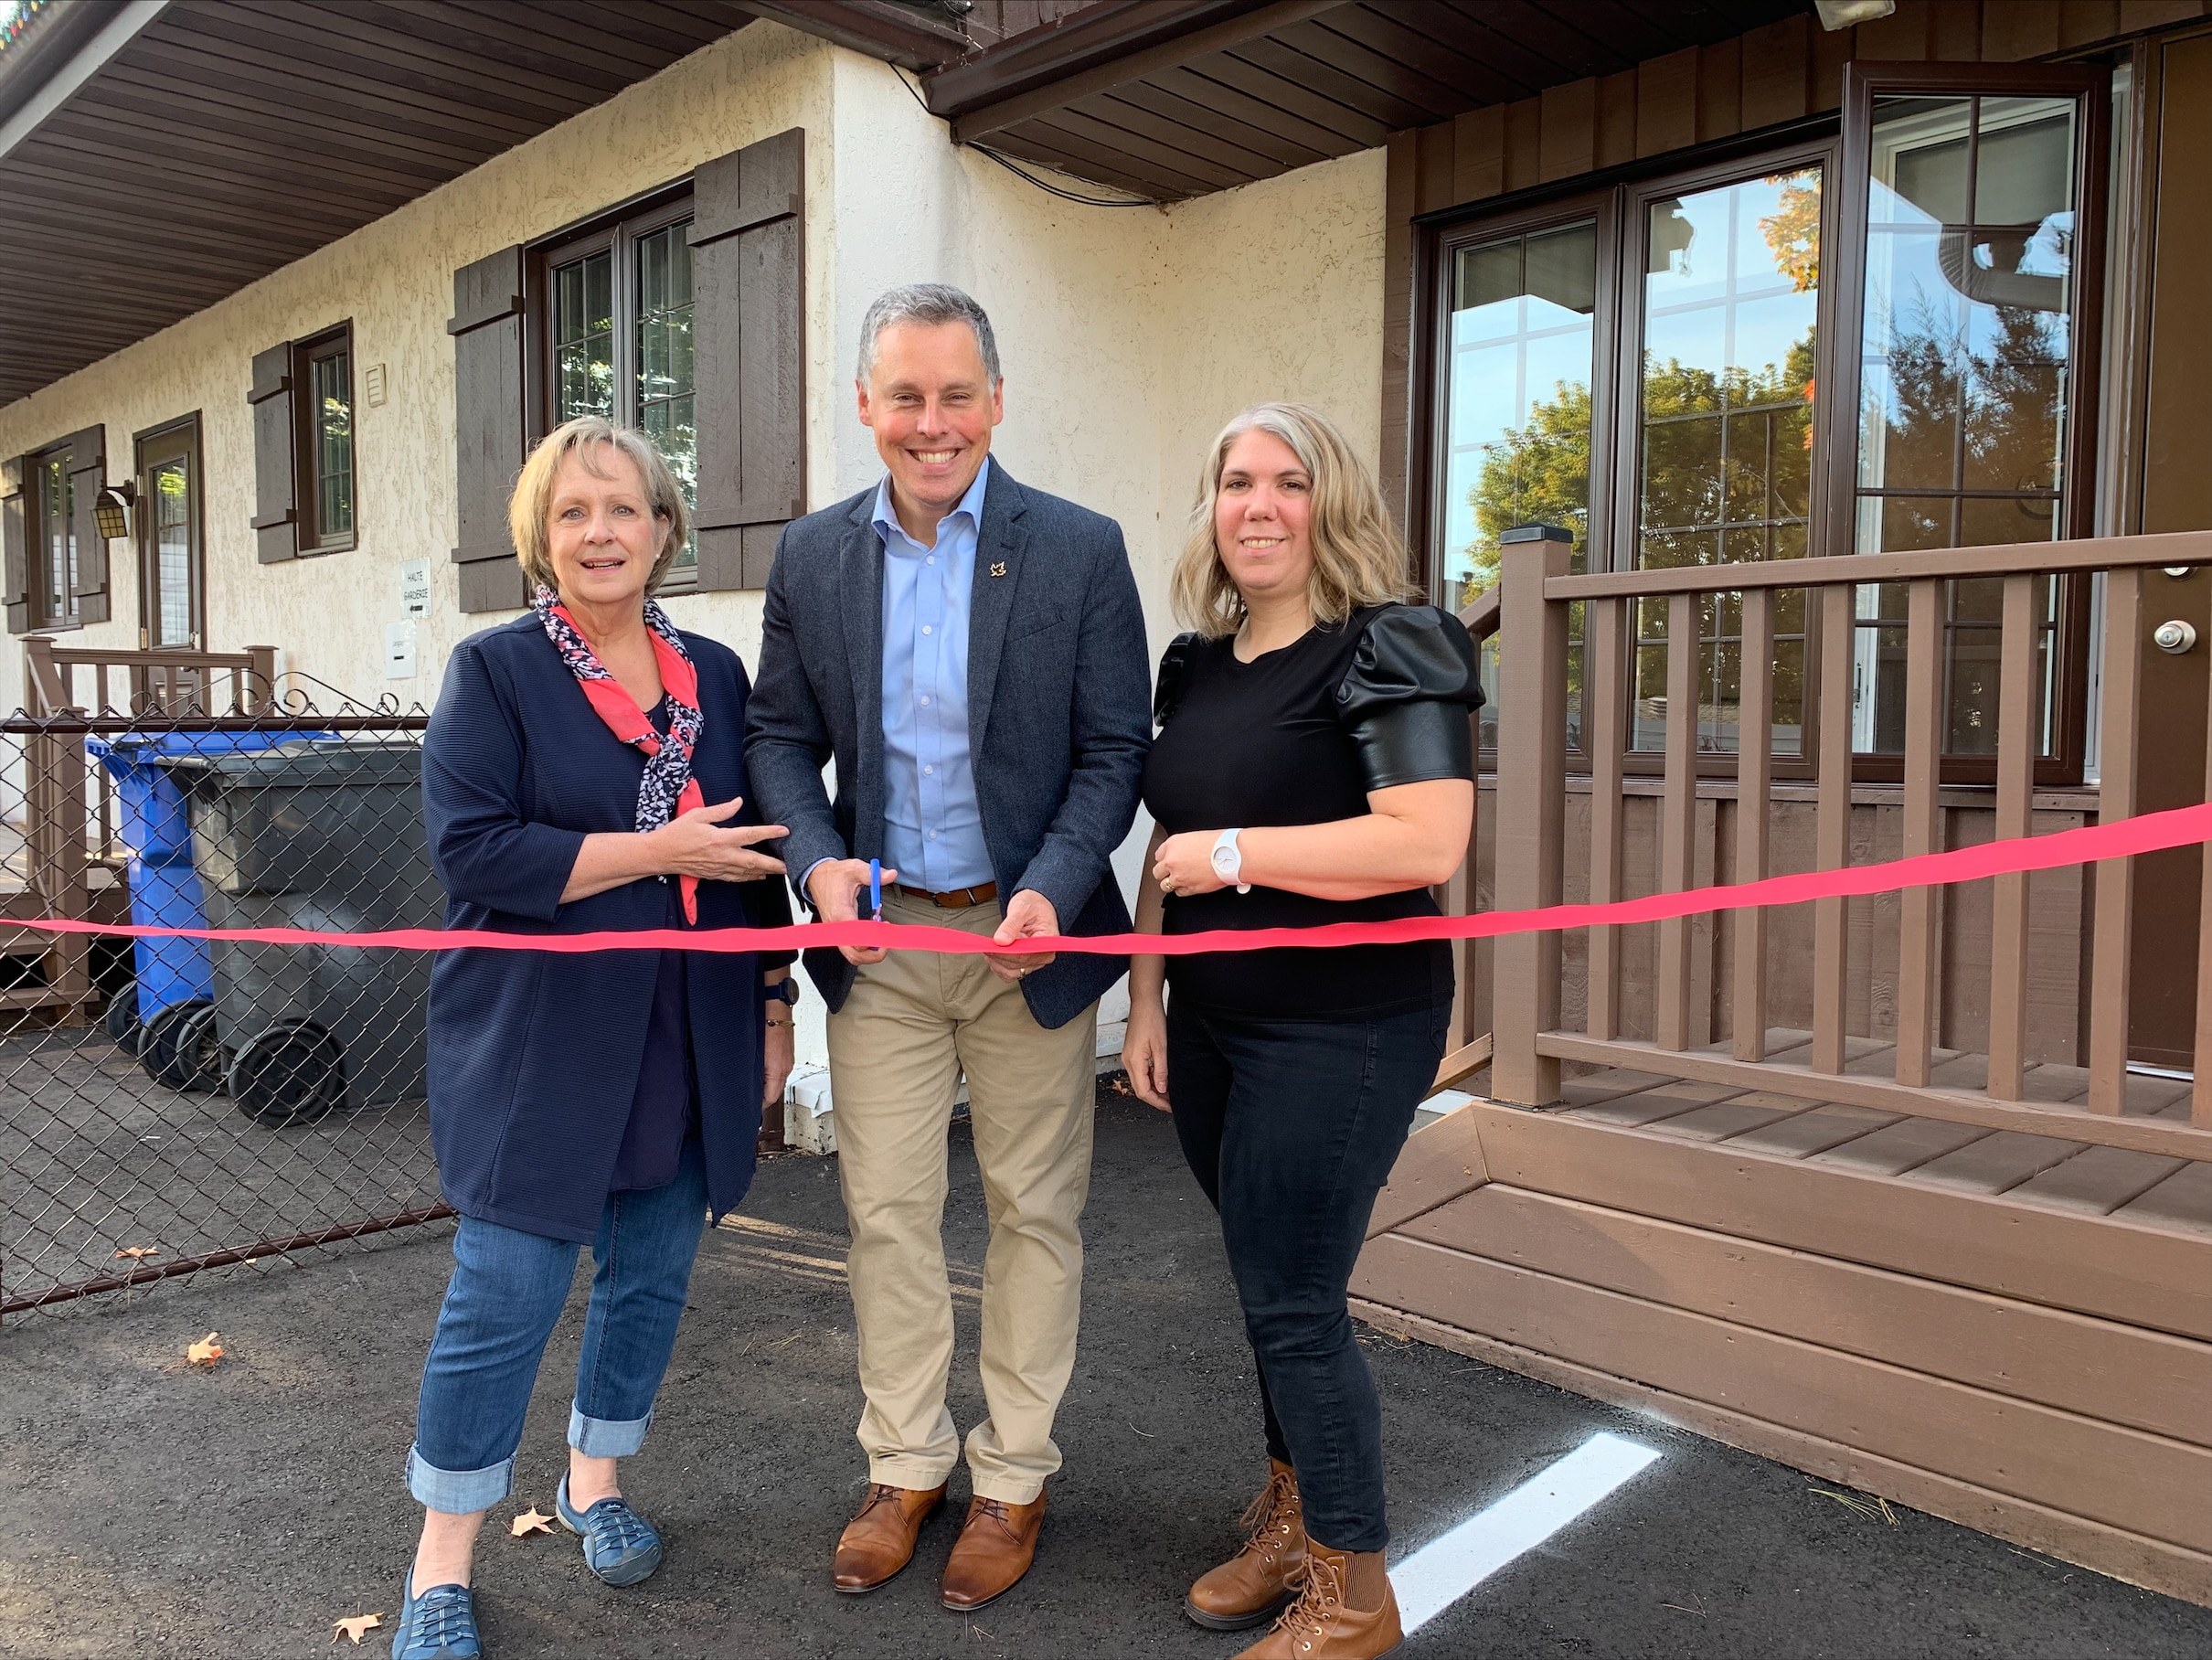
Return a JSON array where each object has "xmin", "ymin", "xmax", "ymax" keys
[
  {"xmin": 1272, "ymin": 1551, "xmax": 1345, "ymax": 1644},
  {"xmin": 408, "ymin": 1584, "xmax": 474, "ymax": 1652},
  {"xmin": 1235, "ymin": 1468, "xmax": 1301, "ymax": 1561}
]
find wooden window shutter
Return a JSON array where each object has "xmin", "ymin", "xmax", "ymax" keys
[
  {"xmin": 449, "ymin": 245, "xmax": 527, "ymax": 613},
  {"xmin": 63, "ymin": 425, "xmax": 109, "ymax": 625},
  {"xmin": 249, "ymin": 342, "xmax": 298, "ymax": 563},
  {"xmin": 2, "ymin": 454, "xmax": 27, "ymax": 636},
  {"xmin": 690, "ymin": 127, "xmax": 805, "ymax": 591}
]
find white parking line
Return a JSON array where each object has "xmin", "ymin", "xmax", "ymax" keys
[{"xmin": 1390, "ymin": 1431, "xmax": 1663, "ymax": 1633}]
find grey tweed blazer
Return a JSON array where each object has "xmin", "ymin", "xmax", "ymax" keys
[{"xmin": 743, "ymin": 463, "xmax": 1151, "ymax": 1028}]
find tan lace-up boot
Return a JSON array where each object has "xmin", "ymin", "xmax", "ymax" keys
[
  {"xmin": 1186, "ymin": 1460, "xmax": 1308, "ymax": 1631},
  {"xmin": 1234, "ymin": 1541, "xmax": 1403, "ymax": 1658}
]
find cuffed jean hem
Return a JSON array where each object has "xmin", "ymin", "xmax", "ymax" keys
[
  {"xmin": 569, "ymin": 1402, "xmax": 653, "ymax": 1459},
  {"xmin": 407, "ymin": 1443, "xmax": 515, "ymax": 1516}
]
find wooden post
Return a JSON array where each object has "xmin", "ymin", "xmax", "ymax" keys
[
  {"xmin": 246, "ymin": 645, "xmax": 279, "ymax": 714},
  {"xmin": 1490, "ymin": 534, "xmax": 1571, "ymax": 1107},
  {"xmin": 1987, "ymin": 573, "xmax": 2037, "ymax": 1101},
  {"xmin": 1732, "ymin": 586, "xmax": 1773, "ymax": 1061},
  {"xmin": 1656, "ymin": 591, "xmax": 1698, "ymax": 1051},
  {"xmin": 1587, "ymin": 595, "xmax": 1628, "ymax": 1040},
  {"xmin": 2089, "ymin": 569, "xmax": 2143, "ymax": 1115},
  {"xmin": 1896, "ymin": 578, "xmax": 1944, "ymax": 1088},
  {"xmin": 1812, "ymin": 584, "xmax": 1855, "ymax": 1074}
]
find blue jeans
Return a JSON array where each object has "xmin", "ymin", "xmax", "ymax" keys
[
  {"xmin": 406, "ymin": 1137, "xmax": 709, "ymax": 1515},
  {"xmin": 1166, "ymin": 1001, "xmax": 1447, "ymax": 1554}
]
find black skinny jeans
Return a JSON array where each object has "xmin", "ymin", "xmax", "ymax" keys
[{"xmin": 1167, "ymin": 998, "xmax": 1448, "ymax": 1553}]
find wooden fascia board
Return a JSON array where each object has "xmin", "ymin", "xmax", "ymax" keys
[
  {"xmin": 934, "ymin": 0, "xmax": 1350, "ymax": 144},
  {"xmin": 0, "ymin": 0, "xmax": 169, "ymax": 165},
  {"xmin": 732, "ymin": 0, "xmax": 972, "ymax": 71}
]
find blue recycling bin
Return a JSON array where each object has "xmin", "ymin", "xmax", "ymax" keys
[{"xmin": 88, "ymin": 731, "xmax": 320, "ymax": 1024}]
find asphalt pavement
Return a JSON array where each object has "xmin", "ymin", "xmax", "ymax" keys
[{"xmin": 3, "ymin": 1082, "xmax": 2207, "ymax": 1658}]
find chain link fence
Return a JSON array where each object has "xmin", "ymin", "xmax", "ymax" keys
[{"xmin": 0, "ymin": 687, "xmax": 452, "ymax": 1319}]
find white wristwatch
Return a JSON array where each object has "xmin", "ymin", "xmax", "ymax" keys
[{"xmin": 1212, "ymin": 828, "xmax": 1251, "ymax": 894}]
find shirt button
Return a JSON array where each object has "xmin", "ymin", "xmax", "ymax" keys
[
  {"xmin": 924, "ymin": 765, "xmax": 934, "ymax": 775},
  {"xmin": 929, "ymin": 830, "xmax": 939, "ymax": 840},
  {"xmin": 926, "ymin": 555, "xmax": 935, "ymax": 565},
  {"xmin": 920, "ymin": 695, "xmax": 931, "ymax": 707},
  {"xmin": 921, "ymin": 624, "xmax": 932, "ymax": 635}
]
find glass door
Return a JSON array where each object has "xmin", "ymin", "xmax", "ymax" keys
[{"xmin": 136, "ymin": 416, "xmax": 203, "ymax": 650}]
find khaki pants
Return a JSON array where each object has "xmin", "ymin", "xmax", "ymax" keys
[{"xmin": 826, "ymin": 889, "xmax": 1098, "ymax": 1504}]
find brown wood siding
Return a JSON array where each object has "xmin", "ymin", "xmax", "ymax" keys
[
  {"xmin": 1352, "ymin": 1100, "xmax": 2212, "ymax": 1601},
  {"xmin": 1377, "ymin": 0, "xmax": 2212, "ymax": 526}
]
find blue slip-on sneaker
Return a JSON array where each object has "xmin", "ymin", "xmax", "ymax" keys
[
  {"xmin": 556, "ymin": 1474, "xmax": 665, "ymax": 1588},
  {"xmin": 390, "ymin": 1574, "xmax": 481, "ymax": 1659}
]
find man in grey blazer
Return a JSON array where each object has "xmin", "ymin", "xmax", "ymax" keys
[{"xmin": 745, "ymin": 284, "xmax": 1149, "ymax": 1612}]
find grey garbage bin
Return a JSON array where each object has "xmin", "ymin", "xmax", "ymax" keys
[{"xmin": 164, "ymin": 740, "xmax": 440, "ymax": 1125}]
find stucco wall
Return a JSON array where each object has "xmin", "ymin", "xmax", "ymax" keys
[{"xmin": 0, "ymin": 27, "xmax": 1385, "ymax": 1062}]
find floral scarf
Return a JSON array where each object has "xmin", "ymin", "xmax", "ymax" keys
[{"xmin": 533, "ymin": 584, "xmax": 707, "ymax": 921}]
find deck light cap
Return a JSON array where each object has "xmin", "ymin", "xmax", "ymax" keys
[{"xmin": 1498, "ymin": 523, "xmax": 1574, "ymax": 546}]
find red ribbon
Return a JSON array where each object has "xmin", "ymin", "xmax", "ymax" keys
[{"xmin": 11, "ymin": 802, "xmax": 2210, "ymax": 957}]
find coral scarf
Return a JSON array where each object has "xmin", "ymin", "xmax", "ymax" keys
[{"xmin": 533, "ymin": 585, "xmax": 707, "ymax": 921}]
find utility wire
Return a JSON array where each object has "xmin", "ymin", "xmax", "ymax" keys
[{"xmin": 892, "ymin": 64, "xmax": 1159, "ymax": 209}]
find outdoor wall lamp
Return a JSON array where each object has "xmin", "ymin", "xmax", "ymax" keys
[
  {"xmin": 1814, "ymin": 0, "xmax": 1896, "ymax": 27},
  {"xmin": 92, "ymin": 481, "xmax": 133, "ymax": 541}
]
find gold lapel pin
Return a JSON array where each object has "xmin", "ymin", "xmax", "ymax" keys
[{"xmin": 990, "ymin": 561, "xmax": 1007, "ymax": 578}]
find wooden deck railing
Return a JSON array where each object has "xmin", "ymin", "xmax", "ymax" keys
[
  {"xmin": 22, "ymin": 637, "xmax": 278, "ymax": 718},
  {"xmin": 1461, "ymin": 527, "xmax": 2212, "ymax": 1163}
]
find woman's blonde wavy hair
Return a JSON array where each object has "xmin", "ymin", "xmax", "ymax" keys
[
  {"xmin": 1168, "ymin": 402, "xmax": 1418, "ymax": 639},
  {"xmin": 509, "ymin": 416, "xmax": 692, "ymax": 598}
]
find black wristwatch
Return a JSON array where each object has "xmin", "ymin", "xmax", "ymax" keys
[{"xmin": 764, "ymin": 978, "xmax": 801, "ymax": 1009}]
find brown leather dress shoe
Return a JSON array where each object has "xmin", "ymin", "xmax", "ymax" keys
[
  {"xmin": 1187, "ymin": 1459, "xmax": 1308, "ymax": 1631},
  {"xmin": 939, "ymin": 1490, "xmax": 1048, "ymax": 1611},
  {"xmin": 833, "ymin": 1481, "xmax": 947, "ymax": 1593},
  {"xmin": 1234, "ymin": 1544, "xmax": 1402, "ymax": 1658}
]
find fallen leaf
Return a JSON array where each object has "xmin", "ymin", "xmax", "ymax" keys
[
  {"xmin": 510, "ymin": 1507, "xmax": 555, "ymax": 1538},
  {"xmin": 331, "ymin": 1612, "xmax": 383, "ymax": 1644},
  {"xmin": 114, "ymin": 1246, "xmax": 159, "ymax": 1261},
  {"xmin": 186, "ymin": 1332, "xmax": 223, "ymax": 1367}
]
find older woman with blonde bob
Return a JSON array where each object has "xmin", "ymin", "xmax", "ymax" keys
[
  {"xmin": 1123, "ymin": 403, "xmax": 1480, "ymax": 1659},
  {"xmin": 391, "ymin": 418, "xmax": 796, "ymax": 1659}
]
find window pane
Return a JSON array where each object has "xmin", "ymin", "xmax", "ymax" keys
[
  {"xmin": 41, "ymin": 456, "xmax": 75, "ymax": 624},
  {"xmin": 634, "ymin": 222, "xmax": 697, "ymax": 569},
  {"xmin": 1632, "ymin": 168, "xmax": 1818, "ymax": 756},
  {"xmin": 153, "ymin": 458, "xmax": 192, "ymax": 647},
  {"xmin": 313, "ymin": 348, "xmax": 353, "ymax": 541},
  {"xmin": 554, "ymin": 250, "xmax": 615, "ymax": 421},
  {"xmin": 1441, "ymin": 220, "xmax": 1598, "ymax": 609},
  {"xmin": 1852, "ymin": 93, "xmax": 2079, "ymax": 757}
]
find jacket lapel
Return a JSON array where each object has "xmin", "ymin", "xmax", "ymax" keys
[
  {"xmin": 966, "ymin": 463, "xmax": 1029, "ymax": 754},
  {"xmin": 840, "ymin": 491, "xmax": 888, "ymax": 856}
]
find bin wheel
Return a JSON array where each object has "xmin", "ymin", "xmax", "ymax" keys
[
  {"xmin": 104, "ymin": 984, "xmax": 143, "ymax": 1057},
  {"xmin": 142, "ymin": 1000, "xmax": 225, "ymax": 1092},
  {"xmin": 228, "ymin": 1022, "xmax": 346, "ymax": 1127}
]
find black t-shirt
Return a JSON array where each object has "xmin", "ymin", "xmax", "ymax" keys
[{"xmin": 1140, "ymin": 603, "xmax": 1482, "ymax": 1021}]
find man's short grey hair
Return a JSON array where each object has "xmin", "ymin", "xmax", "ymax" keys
[{"xmin": 856, "ymin": 283, "xmax": 1002, "ymax": 386}]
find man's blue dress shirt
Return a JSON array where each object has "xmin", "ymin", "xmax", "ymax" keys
[{"xmin": 872, "ymin": 458, "xmax": 994, "ymax": 893}]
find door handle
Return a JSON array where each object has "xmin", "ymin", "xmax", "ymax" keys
[{"xmin": 2153, "ymin": 619, "xmax": 2197, "ymax": 654}]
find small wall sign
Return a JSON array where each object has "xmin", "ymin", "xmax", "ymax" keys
[
  {"xmin": 399, "ymin": 559, "xmax": 430, "ymax": 616},
  {"xmin": 384, "ymin": 620, "xmax": 417, "ymax": 679}
]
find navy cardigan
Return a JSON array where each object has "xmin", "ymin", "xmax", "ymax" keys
[{"xmin": 423, "ymin": 613, "xmax": 792, "ymax": 1243}]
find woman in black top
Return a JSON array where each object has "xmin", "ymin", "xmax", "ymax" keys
[{"xmin": 1124, "ymin": 402, "xmax": 1479, "ymax": 1659}]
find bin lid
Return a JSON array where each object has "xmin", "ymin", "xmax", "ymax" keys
[
  {"xmin": 87, "ymin": 729, "xmax": 324, "ymax": 774},
  {"xmin": 167, "ymin": 738, "xmax": 420, "ymax": 788}
]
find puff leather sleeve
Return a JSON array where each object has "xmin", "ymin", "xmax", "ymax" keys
[
  {"xmin": 1154, "ymin": 633, "xmax": 1198, "ymax": 727},
  {"xmin": 1335, "ymin": 605, "xmax": 1484, "ymax": 792}
]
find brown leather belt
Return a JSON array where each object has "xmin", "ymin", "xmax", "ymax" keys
[{"xmin": 896, "ymin": 881, "xmax": 998, "ymax": 909}]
